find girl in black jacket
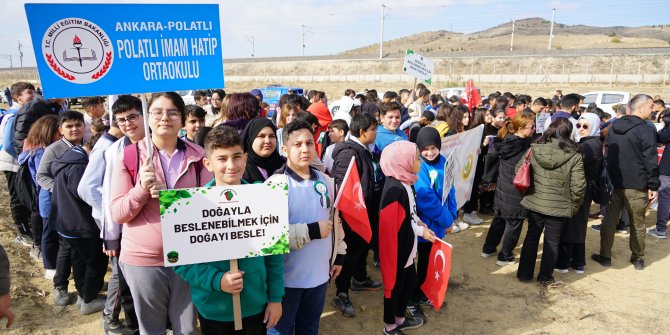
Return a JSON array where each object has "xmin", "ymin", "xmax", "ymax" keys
[
  {"xmin": 556, "ymin": 113, "xmax": 603, "ymax": 274},
  {"xmin": 482, "ymin": 112, "xmax": 535, "ymax": 266}
]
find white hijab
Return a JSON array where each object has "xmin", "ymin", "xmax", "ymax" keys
[{"xmin": 578, "ymin": 112, "xmax": 601, "ymax": 138}]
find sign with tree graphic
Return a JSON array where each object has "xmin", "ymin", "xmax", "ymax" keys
[{"xmin": 159, "ymin": 183, "xmax": 289, "ymax": 267}]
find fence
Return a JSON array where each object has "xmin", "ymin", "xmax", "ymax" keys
[{"xmin": 2, "ymin": 56, "xmax": 669, "ymax": 86}]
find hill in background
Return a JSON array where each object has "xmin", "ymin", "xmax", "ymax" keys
[{"xmin": 340, "ymin": 18, "xmax": 670, "ymax": 56}]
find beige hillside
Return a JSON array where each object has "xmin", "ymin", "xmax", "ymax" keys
[{"xmin": 340, "ymin": 18, "xmax": 670, "ymax": 57}]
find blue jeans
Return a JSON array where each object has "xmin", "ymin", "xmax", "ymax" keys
[
  {"xmin": 267, "ymin": 282, "xmax": 328, "ymax": 335},
  {"xmin": 655, "ymin": 175, "xmax": 670, "ymax": 233}
]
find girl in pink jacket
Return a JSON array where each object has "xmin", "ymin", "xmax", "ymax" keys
[{"xmin": 110, "ymin": 92, "xmax": 212, "ymax": 335}]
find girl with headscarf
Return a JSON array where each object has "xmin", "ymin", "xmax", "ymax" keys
[
  {"xmin": 555, "ymin": 113, "xmax": 602, "ymax": 275},
  {"xmin": 241, "ymin": 118, "xmax": 285, "ymax": 183},
  {"xmin": 378, "ymin": 141, "xmax": 436, "ymax": 335}
]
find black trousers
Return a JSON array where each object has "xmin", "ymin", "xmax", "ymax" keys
[
  {"xmin": 54, "ymin": 236, "xmax": 72, "ymax": 289},
  {"xmin": 198, "ymin": 312, "xmax": 266, "ymax": 335},
  {"xmin": 66, "ymin": 237, "xmax": 108, "ymax": 302},
  {"xmin": 482, "ymin": 217, "xmax": 524, "ymax": 260},
  {"xmin": 4, "ymin": 171, "xmax": 32, "ymax": 237},
  {"xmin": 31, "ymin": 211, "xmax": 42, "ymax": 248},
  {"xmin": 335, "ymin": 227, "xmax": 370, "ymax": 294},
  {"xmin": 556, "ymin": 242, "xmax": 586, "ymax": 269},
  {"xmin": 517, "ymin": 211, "xmax": 566, "ymax": 282},
  {"xmin": 463, "ymin": 160, "xmax": 484, "ymax": 214},
  {"xmin": 383, "ymin": 265, "xmax": 417, "ymax": 325},
  {"xmin": 413, "ymin": 242, "xmax": 432, "ymax": 301}
]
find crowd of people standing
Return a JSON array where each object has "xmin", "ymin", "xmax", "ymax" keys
[{"xmin": 0, "ymin": 81, "xmax": 668, "ymax": 335}]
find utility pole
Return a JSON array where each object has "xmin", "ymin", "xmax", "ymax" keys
[
  {"xmin": 548, "ymin": 8, "xmax": 556, "ymax": 50},
  {"xmin": 301, "ymin": 24, "xmax": 306, "ymax": 57},
  {"xmin": 1, "ymin": 54, "xmax": 12, "ymax": 68},
  {"xmin": 18, "ymin": 41, "xmax": 23, "ymax": 67},
  {"xmin": 510, "ymin": 20, "xmax": 515, "ymax": 52},
  {"xmin": 244, "ymin": 35, "xmax": 255, "ymax": 58},
  {"xmin": 379, "ymin": 4, "xmax": 386, "ymax": 59}
]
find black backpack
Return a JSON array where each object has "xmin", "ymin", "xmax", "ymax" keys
[{"xmin": 13, "ymin": 157, "xmax": 39, "ymax": 212}]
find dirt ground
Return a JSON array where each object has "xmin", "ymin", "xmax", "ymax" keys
[{"xmin": 1, "ymin": 171, "xmax": 670, "ymax": 335}]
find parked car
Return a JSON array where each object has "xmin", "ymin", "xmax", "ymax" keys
[
  {"xmin": 439, "ymin": 87, "xmax": 481, "ymax": 102},
  {"xmin": 255, "ymin": 85, "xmax": 304, "ymax": 118},
  {"xmin": 177, "ymin": 90, "xmax": 196, "ymax": 105},
  {"xmin": 580, "ymin": 91, "xmax": 630, "ymax": 117}
]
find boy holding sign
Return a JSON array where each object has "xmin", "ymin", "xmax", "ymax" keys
[
  {"xmin": 174, "ymin": 126, "xmax": 284, "ymax": 334},
  {"xmin": 266, "ymin": 121, "xmax": 346, "ymax": 335}
]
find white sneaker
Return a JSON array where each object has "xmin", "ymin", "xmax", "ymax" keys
[
  {"xmin": 462, "ymin": 212, "xmax": 483, "ymax": 225},
  {"xmin": 45, "ymin": 269, "xmax": 56, "ymax": 280},
  {"xmin": 473, "ymin": 211, "xmax": 485, "ymax": 223},
  {"xmin": 451, "ymin": 221, "xmax": 469, "ymax": 233},
  {"xmin": 481, "ymin": 251, "xmax": 496, "ymax": 258}
]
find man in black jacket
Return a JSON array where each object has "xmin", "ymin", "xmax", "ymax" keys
[
  {"xmin": 593, "ymin": 94, "xmax": 660, "ymax": 270},
  {"xmin": 330, "ymin": 113, "xmax": 383, "ymax": 317}
]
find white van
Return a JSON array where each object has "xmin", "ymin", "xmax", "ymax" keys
[
  {"xmin": 580, "ymin": 91, "xmax": 630, "ymax": 117},
  {"xmin": 440, "ymin": 87, "xmax": 481, "ymax": 101},
  {"xmin": 177, "ymin": 90, "xmax": 196, "ymax": 105}
]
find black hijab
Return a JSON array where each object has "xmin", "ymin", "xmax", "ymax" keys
[{"xmin": 241, "ymin": 118, "xmax": 285, "ymax": 183}]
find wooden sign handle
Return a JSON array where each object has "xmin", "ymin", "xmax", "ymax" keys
[{"xmin": 230, "ymin": 259, "xmax": 243, "ymax": 330}]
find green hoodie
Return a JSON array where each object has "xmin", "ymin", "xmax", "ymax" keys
[
  {"xmin": 517, "ymin": 140, "xmax": 586, "ymax": 218},
  {"xmin": 174, "ymin": 253, "xmax": 284, "ymax": 322}
]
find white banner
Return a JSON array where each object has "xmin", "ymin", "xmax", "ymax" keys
[
  {"xmin": 159, "ymin": 184, "xmax": 289, "ymax": 266},
  {"xmin": 440, "ymin": 125, "xmax": 485, "ymax": 209},
  {"xmin": 402, "ymin": 49, "xmax": 434, "ymax": 84}
]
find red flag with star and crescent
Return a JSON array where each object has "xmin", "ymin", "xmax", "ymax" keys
[
  {"xmin": 333, "ymin": 156, "xmax": 372, "ymax": 243},
  {"xmin": 421, "ymin": 239, "xmax": 453, "ymax": 310},
  {"xmin": 466, "ymin": 79, "xmax": 482, "ymax": 112}
]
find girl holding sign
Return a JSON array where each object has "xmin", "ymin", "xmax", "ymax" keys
[{"xmin": 110, "ymin": 92, "xmax": 213, "ymax": 335}]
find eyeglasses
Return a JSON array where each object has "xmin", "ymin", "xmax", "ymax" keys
[
  {"xmin": 150, "ymin": 110, "xmax": 182, "ymax": 120},
  {"xmin": 116, "ymin": 113, "xmax": 141, "ymax": 125},
  {"xmin": 524, "ymin": 125, "xmax": 536, "ymax": 130},
  {"xmin": 576, "ymin": 123, "xmax": 589, "ymax": 130}
]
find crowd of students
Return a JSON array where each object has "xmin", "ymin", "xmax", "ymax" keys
[{"xmin": 0, "ymin": 81, "xmax": 668, "ymax": 335}]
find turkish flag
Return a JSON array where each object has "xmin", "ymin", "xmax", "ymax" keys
[
  {"xmin": 334, "ymin": 156, "xmax": 372, "ymax": 243},
  {"xmin": 421, "ymin": 239, "xmax": 453, "ymax": 311},
  {"xmin": 466, "ymin": 79, "xmax": 482, "ymax": 112}
]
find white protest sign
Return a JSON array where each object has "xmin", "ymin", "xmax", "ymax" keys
[
  {"xmin": 440, "ymin": 125, "xmax": 485, "ymax": 209},
  {"xmin": 442, "ymin": 149, "xmax": 456, "ymax": 205},
  {"xmin": 402, "ymin": 49, "xmax": 434, "ymax": 84},
  {"xmin": 536, "ymin": 112, "xmax": 551, "ymax": 133},
  {"xmin": 159, "ymin": 184, "xmax": 289, "ymax": 266}
]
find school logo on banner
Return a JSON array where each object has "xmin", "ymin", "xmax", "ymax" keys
[{"xmin": 41, "ymin": 17, "xmax": 114, "ymax": 84}]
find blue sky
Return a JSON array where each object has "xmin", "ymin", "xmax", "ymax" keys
[{"xmin": 0, "ymin": 0, "xmax": 668, "ymax": 68}]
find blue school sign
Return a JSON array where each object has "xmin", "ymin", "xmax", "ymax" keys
[{"xmin": 25, "ymin": 3, "xmax": 224, "ymax": 99}]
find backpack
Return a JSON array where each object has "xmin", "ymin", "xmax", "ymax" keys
[
  {"xmin": 123, "ymin": 142, "xmax": 203, "ymax": 187},
  {"xmin": 13, "ymin": 157, "xmax": 39, "ymax": 211}
]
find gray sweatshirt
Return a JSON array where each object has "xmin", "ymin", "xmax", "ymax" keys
[
  {"xmin": 36, "ymin": 138, "xmax": 74, "ymax": 192},
  {"xmin": 0, "ymin": 245, "xmax": 9, "ymax": 296}
]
